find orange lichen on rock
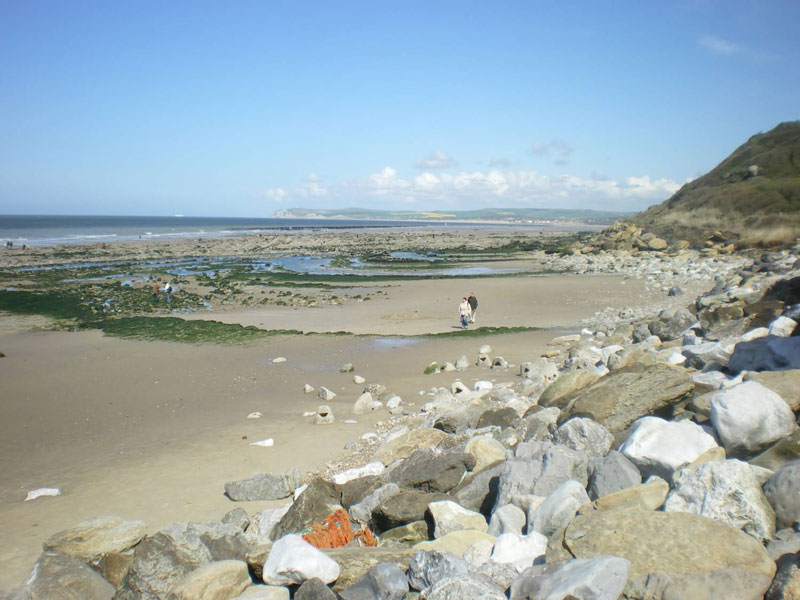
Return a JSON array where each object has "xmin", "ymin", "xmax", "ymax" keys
[{"xmin": 301, "ymin": 509, "xmax": 377, "ymax": 549}]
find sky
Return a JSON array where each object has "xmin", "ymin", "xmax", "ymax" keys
[{"xmin": 1, "ymin": 0, "xmax": 798, "ymax": 217}]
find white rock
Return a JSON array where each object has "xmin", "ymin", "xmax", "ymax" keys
[
  {"xmin": 510, "ymin": 556, "xmax": 631, "ymax": 600},
  {"xmin": 490, "ymin": 532, "xmax": 548, "ymax": 572},
  {"xmin": 741, "ymin": 327, "xmax": 769, "ymax": 341},
  {"xmin": 428, "ymin": 500, "xmax": 488, "ymax": 538},
  {"xmin": 479, "ymin": 345, "xmax": 492, "ymax": 354},
  {"xmin": 247, "ymin": 412, "xmax": 263, "ymax": 419},
  {"xmin": 271, "ymin": 357, "xmax": 286, "ymax": 364},
  {"xmin": 293, "ymin": 484, "xmax": 307, "ymax": 500},
  {"xmin": 455, "ymin": 355, "xmax": 470, "ymax": 370},
  {"xmin": 463, "ymin": 539, "xmax": 494, "ymax": 569},
  {"xmin": 303, "ymin": 384, "xmax": 314, "ymax": 394},
  {"xmin": 619, "ymin": 416, "xmax": 719, "ymax": 480},
  {"xmin": 352, "ymin": 392, "xmax": 375, "ymax": 414},
  {"xmin": 527, "ymin": 480, "xmax": 590, "ymax": 537},
  {"xmin": 474, "ymin": 381, "xmax": 494, "ymax": 392},
  {"xmin": 302, "ymin": 410, "xmax": 316, "ymax": 417},
  {"xmin": 343, "ymin": 419, "xmax": 357, "ymax": 424},
  {"xmin": 665, "ymin": 459, "xmax": 776, "ymax": 542},
  {"xmin": 250, "ymin": 438, "xmax": 274, "ymax": 447},
  {"xmin": 465, "ymin": 436, "xmax": 507, "ymax": 472},
  {"xmin": 581, "ymin": 328, "xmax": 594, "ymax": 336},
  {"xmin": 331, "ymin": 461, "xmax": 385, "ymax": 485},
  {"xmin": 25, "ymin": 488, "xmax": 61, "ymax": 501},
  {"xmin": 769, "ymin": 316, "xmax": 798, "ymax": 337},
  {"xmin": 709, "ymin": 381, "xmax": 797, "ymax": 455},
  {"xmin": 386, "ymin": 396, "xmax": 402, "ymax": 409},
  {"xmin": 353, "ymin": 375, "xmax": 366, "ymax": 384},
  {"xmin": 554, "ymin": 417, "xmax": 613, "ymax": 457},
  {"xmin": 488, "ymin": 503, "xmax": 526, "ymax": 536},
  {"xmin": 262, "ymin": 535, "xmax": 340, "ymax": 585},
  {"xmin": 317, "ymin": 386, "xmax": 336, "ymax": 401},
  {"xmin": 254, "ymin": 504, "xmax": 292, "ymax": 540}
]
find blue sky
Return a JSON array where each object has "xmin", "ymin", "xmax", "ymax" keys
[{"xmin": 1, "ymin": 0, "xmax": 798, "ymax": 217}]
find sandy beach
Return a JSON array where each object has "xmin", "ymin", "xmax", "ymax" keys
[{"xmin": 0, "ymin": 230, "xmax": 709, "ymax": 594}]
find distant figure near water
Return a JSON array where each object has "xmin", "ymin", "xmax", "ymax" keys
[
  {"xmin": 458, "ymin": 297, "xmax": 472, "ymax": 329},
  {"xmin": 468, "ymin": 292, "xmax": 478, "ymax": 324},
  {"xmin": 151, "ymin": 283, "xmax": 159, "ymax": 304},
  {"xmin": 164, "ymin": 282, "xmax": 173, "ymax": 304}
]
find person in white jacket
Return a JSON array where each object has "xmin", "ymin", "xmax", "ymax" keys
[{"xmin": 458, "ymin": 297, "xmax": 472, "ymax": 329}]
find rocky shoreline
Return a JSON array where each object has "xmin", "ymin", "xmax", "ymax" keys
[{"xmin": 9, "ymin": 239, "xmax": 800, "ymax": 600}]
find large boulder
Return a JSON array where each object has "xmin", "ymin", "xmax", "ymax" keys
[
  {"xmin": 170, "ymin": 560, "xmax": 251, "ymax": 600},
  {"xmin": 763, "ymin": 460, "xmax": 800, "ymax": 530},
  {"xmin": 744, "ymin": 369, "xmax": 800, "ymax": 411},
  {"xmin": 323, "ymin": 546, "xmax": 416, "ymax": 592},
  {"xmin": 407, "ymin": 549, "xmax": 470, "ymax": 592},
  {"xmin": 490, "ymin": 532, "xmax": 548, "ymax": 572},
  {"xmin": 588, "ymin": 451, "xmax": 642, "ymax": 500},
  {"xmin": 386, "ymin": 448, "xmax": 476, "ymax": 493},
  {"xmin": 225, "ymin": 468, "xmax": 303, "ymax": 502},
  {"xmin": 709, "ymin": 381, "xmax": 797, "ymax": 456},
  {"xmin": 272, "ymin": 478, "xmax": 342, "ymax": 539},
  {"xmin": 728, "ymin": 335, "xmax": 800, "ymax": 373},
  {"xmin": 372, "ymin": 428, "xmax": 450, "ymax": 465},
  {"xmin": 337, "ymin": 562, "xmax": 409, "ymax": 600},
  {"xmin": 619, "ymin": 416, "xmax": 719, "ymax": 480},
  {"xmin": 547, "ymin": 510, "xmax": 776, "ymax": 600},
  {"xmin": 348, "ymin": 483, "xmax": 401, "ymax": 525},
  {"xmin": 427, "ymin": 500, "xmax": 488, "ymax": 538},
  {"xmin": 665, "ymin": 459, "xmax": 776, "ymax": 542},
  {"xmin": 527, "ymin": 480, "xmax": 590, "ymax": 537},
  {"xmin": 450, "ymin": 461, "xmax": 504, "ymax": 517},
  {"xmin": 559, "ymin": 363, "xmax": 694, "ymax": 442},
  {"xmin": 373, "ymin": 489, "xmax": 450, "ymax": 531},
  {"xmin": 493, "ymin": 441, "xmax": 588, "ymax": 512},
  {"xmin": 509, "ymin": 556, "xmax": 631, "ymax": 600},
  {"xmin": 464, "ymin": 436, "xmax": 507, "ymax": 472},
  {"xmin": 553, "ymin": 417, "xmax": 614, "ymax": 457},
  {"xmin": 43, "ymin": 515, "xmax": 146, "ymax": 563},
  {"xmin": 16, "ymin": 552, "xmax": 116, "ymax": 600},
  {"xmin": 538, "ymin": 368, "xmax": 601, "ymax": 410},
  {"xmin": 262, "ymin": 535, "xmax": 340, "ymax": 586}
]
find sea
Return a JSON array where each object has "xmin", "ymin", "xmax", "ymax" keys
[{"xmin": 0, "ymin": 214, "xmax": 594, "ymax": 247}]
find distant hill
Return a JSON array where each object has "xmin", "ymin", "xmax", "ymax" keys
[
  {"xmin": 633, "ymin": 121, "xmax": 800, "ymax": 247},
  {"xmin": 273, "ymin": 207, "xmax": 630, "ymax": 225}
]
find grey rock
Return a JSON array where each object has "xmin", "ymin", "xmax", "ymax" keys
[
  {"xmin": 750, "ymin": 430, "xmax": 800, "ymax": 472},
  {"xmin": 527, "ymin": 479, "xmax": 590, "ymax": 537},
  {"xmin": 407, "ymin": 550, "xmax": 470, "ymax": 592},
  {"xmin": 477, "ymin": 407, "xmax": 520, "ymax": 429},
  {"xmin": 222, "ymin": 508, "xmax": 251, "ymax": 531},
  {"xmin": 588, "ymin": 451, "xmax": 642, "ymax": 500},
  {"xmin": 338, "ymin": 562, "xmax": 409, "ymax": 600},
  {"xmin": 475, "ymin": 560, "xmax": 521, "ymax": 591},
  {"xmin": 378, "ymin": 520, "xmax": 430, "ymax": 545},
  {"xmin": 170, "ymin": 560, "xmax": 251, "ymax": 600},
  {"xmin": 744, "ymin": 369, "xmax": 800, "ymax": 411},
  {"xmin": 765, "ymin": 552, "xmax": 800, "ymax": 600},
  {"xmin": 493, "ymin": 441, "xmax": 588, "ymax": 512},
  {"xmin": 764, "ymin": 461, "xmax": 800, "ymax": 530},
  {"xmin": 420, "ymin": 575, "xmax": 506, "ymax": 599},
  {"xmin": 349, "ymin": 482, "xmax": 401, "ymax": 524},
  {"xmin": 682, "ymin": 340, "xmax": 735, "ymax": 371},
  {"xmin": 488, "ymin": 503, "xmax": 526, "ymax": 536},
  {"xmin": 651, "ymin": 306, "xmax": 697, "ymax": 341},
  {"xmin": 17, "ymin": 552, "xmax": 115, "ymax": 600},
  {"xmin": 665, "ymin": 459, "xmax": 776, "ymax": 542},
  {"xmin": 373, "ymin": 489, "xmax": 450, "ymax": 531},
  {"xmin": 271, "ymin": 478, "xmax": 342, "ymax": 539},
  {"xmin": 517, "ymin": 407, "xmax": 559, "ymax": 443},
  {"xmin": 42, "ymin": 515, "xmax": 146, "ymax": 563},
  {"xmin": 729, "ymin": 335, "xmax": 800, "ymax": 373},
  {"xmin": 323, "ymin": 546, "xmax": 416, "ymax": 592},
  {"xmin": 339, "ymin": 475, "xmax": 382, "ymax": 509},
  {"xmin": 294, "ymin": 578, "xmax": 337, "ymax": 600},
  {"xmin": 225, "ymin": 467, "xmax": 303, "ymax": 502},
  {"xmin": 538, "ymin": 368, "xmax": 602, "ymax": 411},
  {"xmin": 766, "ymin": 529, "xmax": 800, "ymax": 561},
  {"xmin": 509, "ymin": 556, "xmax": 631, "ymax": 600},
  {"xmin": 554, "ymin": 417, "xmax": 614, "ymax": 457},
  {"xmin": 632, "ymin": 323, "xmax": 651, "ymax": 343},
  {"xmin": 386, "ymin": 448, "xmax": 476, "ymax": 493},
  {"xmin": 450, "ymin": 461, "xmax": 504, "ymax": 517}
]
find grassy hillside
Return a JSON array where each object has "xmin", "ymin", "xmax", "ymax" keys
[{"xmin": 634, "ymin": 121, "xmax": 800, "ymax": 246}]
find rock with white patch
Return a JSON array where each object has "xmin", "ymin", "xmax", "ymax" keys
[{"xmin": 262, "ymin": 535, "xmax": 340, "ymax": 586}]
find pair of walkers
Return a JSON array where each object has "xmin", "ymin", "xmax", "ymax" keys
[{"xmin": 458, "ymin": 292, "xmax": 478, "ymax": 328}]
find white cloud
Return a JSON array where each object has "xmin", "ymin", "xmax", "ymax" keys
[
  {"xmin": 698, "ymin": 35, "xmax": 740, "ymax": 56},
  {"xmin": 265, "ymin": 187, "xmax": 287, "ymax": 201},
  {"xmin": 415, "ymin": 149, "xmax": 457, "ymax": 169}
]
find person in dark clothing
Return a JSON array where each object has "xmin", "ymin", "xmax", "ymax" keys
[{"xmin": 467, "ymin": 292, "xmax": 478, "ymax": 323}]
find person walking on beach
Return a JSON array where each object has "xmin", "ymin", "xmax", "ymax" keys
[
  {"xmin": 458, "ymin": 297, "xmax": 472, "ymax": 329},
  {"xmin": 468, "ymin": 292, "xmax": 478, "ymax": 324},
  {"xmin": 151, "ymin": 283, "xmax": 159, "ymax": 304},
  {"xmin": 164, "ymin": 282, "xmax": 173, "ymax": 304}
]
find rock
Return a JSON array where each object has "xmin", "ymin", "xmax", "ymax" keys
[
  {"xmin": 115, "ymin": 523, "xmax": 214, "ymax": 600},
  {"xmin": 548, "ymin": 510, "xmax": 776, "ymax": 600},
  {"xmin": 262, "ymin": 535, "xmax": 340, "ymax": 586},
  {"xmin": 744, "ymin": 369, "xmax": 800, "ymax": 411},
  {"xmin": 764, "ymin": 461, "xmax": 800, "ymax": 530},
  {"xmin": 766, "ymin": 528, "xmax": 800, "ymax": 561},
  {"xmin": 353, "ymin": 375, "xmax": 366, "ymax": 384},
  {"xmin": 651, "ymin": 306, "xmax": 697, "ymax": 341},
  {"xmin": 510, "ymin": 556, "xmax": 631, "ymax": 600},
  {"xmin": 253, "ymin": 505, "xmax": 291, "ymax": 541},
  {"xmin": 682, "ymin": 340, "xmax": 736, "ymax": 371},
  {"xmin": 553, "ymin": 417, "xmax": 614, "ymax": 457},
  {"xmin": 331, "ymin": 462, "xmax": 384, "ymax": 485},
  {"xmin": 665, "ymin": 459, "xmax": 776, "ymax": 542},
  {"xmin": 386, "ymin": 448, "xmax": 476, "ymax": 493},
  {"xmin": 17, "ymin": 551, "xmax": 115, "ymax": 600},
  {"xmin": 365, "ymin": 383, "xmax": 387, "ymax": 396},
  {"xmin": 272, "ymin": 357, "xmax": 286, "ymax": 364},
  {"xmin": 272, "ymin": 478, "xmax": 342, "ymax": 539},
  {"xmin": 476, "ymin": 407, "xmax": 518, "ymax": 429},
  {"xmin": 353, "ymin": 392, "xmax": 377, "ymax": 415},
  {"xmin": 222, "ymin": 508, "xmax": 251, "ymax": 531},
  {"xmin": 488, "ymin": 503, "xmax": 526, "ymax": 536},
  {"xmin": 42, "ymin": 515, "xmax": 146, "ymax": 563},
  {"xmin": 171, "ymin": 560, "xmax": 251, "ymax": 600},
  {"xmin": 379, "ymin": 520, "xmax": 430, "ymax": 544},
  {"xmin": 186, "ymin": 521, "xmax": 250, "ymax": 561},
  {"xmin": 619, "ymin": 416, "xmax": 719, "ymax": 480},
  {"xmin": 420, "ymin": 575, "xmax": 506, "ymax": 599},
  {"xmin": 750, "ymin": 430, "xmax": 800, "ymax": 471},
  {"xmin": 474, "ymin": 380, "xmax": 494, "ymax": 391},
  {"xmin": 527, "ymin": 479, "xmax": 590, "ymax": 536},
  {"xmin": 709, "ymin": 381, "xmax": 797, "ymax": 456},
  {"xmin": 373, "ymin": 428, "xmax": 449, "ymax": 465},
  {"xmin": 233, "ymin": 585, "xmax": 290, "ymax": 600},
  {"xmin": 729, "ymin": 335, "xmax": 800, "ymax": 373},
  {"xmin": 340, "ymin": 363, "xmax": 354, "ymax": 373},
  {"xmin": 407, "ymin": 549, "xmax": 470, "ymax": 591},
  {"xmin": 494, "ymin": 441, "xmax": 589, "ymax": 511},
  {"xmin": 294, "ymin": 578, "xmax": 337, "ymax": 600},
  {"xmin": 304, "ymin": 384, "xmax": 314, "ymax": 394},
  {"xmin": 373, "ymin": 489, "xmax": 450, "ymax": 531},
  {"xmin": 538, "ymin": 368, "xmax": 601, "ymax": 410},
  {"xmin": 588, "ymin": 451, "xmax": 642, "ymax": 500},
  {"xmin": 766, "ymin": 552, "xmax": 800, "ymax": 600},
  {"xmin": 591, "ymin": 476, "xmax": 669, "ymax": 513},
  {"xmin": 317, "ymin": 386, "xmax": 337, "ymax": 401},
  {"xmin": 427, "ymin": 501, "xmax": 488, "ymax": 538},
  {"xmin": 349, "ymin": 482, "xmax": 401, "ymax": 524},
  {"xmin": 491, "ymin": 532, "xmax": 548, "ymax": 572},
  {"xmin": 414, "ymin": 530, "xmax": 496, "ymax": 557},
  {"xmin": 561, "ymin": 363, "xmax": 695, "ymax": 442},
  {"xmin": 518, "ymin": 406, "xmax": 560, "ymax": 442},
  {"xmin": 519, "ymin": 359, "xmax": 559, "ymax": 386},
  {"xmin": 451, "ymin": 461, "xmax": 505, "ymax": 517},
  {"xmin": 225, "ymin": 468, "xmax": 303, "ymax": 502},
  {"xmin": 769, "ymin": 316, "xmax": 798, "ymax": 337},
  {"xmin": 338, "ymin": 562, "xmax": 409, "ymax": 600},
  {"xmin": 465, "ymin": 436, "xmax": 507, "ymax": 472},
  {"xmin": 475, "ymin": 560, "xmax": 521, "ymax": 591},
  {"xmin": 315, "ymin": 405, "xmax": 334, "ymax": 425},
  {"xmin": 323, "ymin": 546, "xmax": 416, "ymax": 591}
]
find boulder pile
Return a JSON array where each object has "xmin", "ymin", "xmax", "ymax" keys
[{"xmin": 15, "ymin": 245, "xmax": 800, "ymax": 600}]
